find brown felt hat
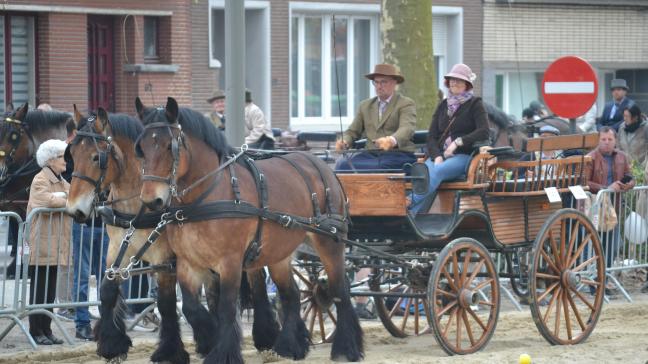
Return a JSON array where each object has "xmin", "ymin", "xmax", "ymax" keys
[
  {"xmin": 365, "ymin": 64, "xmax": 404, "ymax": 84},
  {"xmin": 207, "ymin": 90, "xmax": 226, "ymax": 103}
]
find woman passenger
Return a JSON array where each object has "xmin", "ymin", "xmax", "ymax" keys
[{"xmin": 410, "ymin": 63, "xmax": 490, "ymax": 214}]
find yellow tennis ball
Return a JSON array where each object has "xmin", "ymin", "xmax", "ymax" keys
[{"xmin": 519, "ymin": 353, "xmax": 531, "ymax": 364}]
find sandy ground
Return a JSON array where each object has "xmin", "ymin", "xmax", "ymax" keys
[{"xmin": 1, "ymin": 297, "xmax": 647, "ymax": 364}]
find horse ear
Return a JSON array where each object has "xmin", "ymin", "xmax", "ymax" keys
[
  {"xmin": 97, "ymin": 108, "xmax": 109, "ymax": 132},
  {"xmin": 73, "ymin": 104, "xmax": 83, "ymax": 125},
  {"xmin": 165, "ymin": 97, "xmax": 179, "ymax": 124},
  {"xmin": 135, "ymin": 97, "xmax": 145, "ymax": 120},
  {"xmin": 13, "ymin": 103, "xmax": 29, "ymax": 121}
]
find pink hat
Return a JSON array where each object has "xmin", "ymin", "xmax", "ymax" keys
[{"xmin": 444, "ymin": 63, "xmax": 477, "ymax": 88}]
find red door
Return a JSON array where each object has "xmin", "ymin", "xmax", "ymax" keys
[{"xmin": 88, "ymin": 16, "xmax": 114, "ymax": 111}]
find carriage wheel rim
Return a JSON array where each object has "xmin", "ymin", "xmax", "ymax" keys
[
  {"xmin": 428, "ymin": 239, "xmax": 500, "ymax": 355},
  {"xmin": 530, "ymin": 209, "xmax": 605, "ymax": 345}
]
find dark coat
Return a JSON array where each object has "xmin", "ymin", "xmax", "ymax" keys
[
  {"xmin": 597, "ymin": 97, "xmax": 635, "ymax": 131},
  {"xmin": 426, "ymin": 97, "xmax": 490, "ymax": 159}
]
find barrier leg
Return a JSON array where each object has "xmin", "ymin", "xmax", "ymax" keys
[
  {"xmin": 0, "ymin": 315, "xmax": 37, "ymax": 349},
  {"xmin": 606, "ymin": 273, "xmax": 632, "ymax": 303}
]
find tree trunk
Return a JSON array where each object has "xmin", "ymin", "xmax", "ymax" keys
[{"xmin": 381, "ymin": 0, "xmax": 437, "ymax": 129}]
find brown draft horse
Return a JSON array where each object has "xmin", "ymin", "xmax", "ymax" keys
[
  {"xmin": 135, "ymin": 97, "xmax": 363, "ymax": 363},
  {"xmin": 65, "ymin": 107, "xmax": 278, "ymax": 363},
  {"xmin": 0, "ymin": 103, "xmax": 70, "ymax": 276}
]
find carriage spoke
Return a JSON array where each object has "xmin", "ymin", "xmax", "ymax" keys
[
  {"xmin": 462, "ymin": 309, "xmax": 476, "ymax": 347},
  {"xmin": 437, "ymin": 288, "xmax": 457, "ymax": 298},
  {"xmin": 442, "ymin": 266, "xmax": 459, "ymax": 292},
  {"xmin": 560, "ymin": 219, "xmax": 568, "ymax": 264},
  {"xmin": 308, "ymin": 304, "xmax": 317, "ymax": 334},
  {"xmin": 564, "ymin": 221, "xmax": 580, "ymax": 267},
  {"xmin": 302, "ymin": 302, "xmax": 314, "ymax": 320},
  {"xmin": 456, "ymin": 307, "xmax": 463, "ymax": 350},
  {"xmin": 570, "ymin": 286, "xmax": 595, "ymax": 311},
  {"xmin": 414, "ymin": 298, "xmax": 420, "ymax": 335},
  {"xmin": 477, "ymin": 300, "xmax": 494, "ymax": 307},
  {"xmin": 548, "ymin": 230, "xmax": 563, "ymax": 270},
  {"xmin": 293, "ymin": 269, "xmax": 314, "ymax": 288},
  {"xmin": 467, "ymin": 306, "xmax": 487, "ymax": 331},
  {"xmin": 562, "ymin": 291, "xmax": 573, "ymax": 340},
  {"xmin": 442, "ymin": 307, "xmax": 457, "ymax": 337},
  {"xmin": 539, "ymin": 248, "xmax": 561, "ymax": 274},
  {"xmin": 300, "ymin": 296, "xmax": 311, "ymax": 305},
  {"xmin": 389, "ymin": 296, "xmax": 407, "ymax": 319},
  {"xmin": 436, "ymin": 300, "xmax": 458, "ymax": 318},
  {"xmin": 465, "ymin": 259, "xmax": 485, "ymax": 288},
  {"xmin": 537, "ymin": 281, "xmax": 560, "ymax": 303},
  {"xmin": 452, "ymin": 253, "xmax": 461, "ymax": 289},
  {"xmin": 317, "ymin": 309, "xmax": 326, "ymax": 341},
  {"xmin": 461, "ymin": 248, "xmax": 472, "ymax": 284},
  {"xmin": 566, "ymin": 291, "xmax": 587, "ymax": 331},
  {"xmin": 400, "ymin": 298, "xmax": 413, "ymax": 332},
  {"xmin": 535, "ymin": 272, "xmax": 560, "ymax": 281},
  {"xmin": 553, "ymin": 289, "xmax": 562, "ymax": 337},
  {"xmin": 542, "ymin": 286, "xmax": 561, "ymax": 324},
  {"xmin": 473, "ymin": 278, "xmax": 494, "ymax": 292},
  {"xmin": 567, "ymin": 233, "xmax": 592, "ymax": 268},
  {"xmin": 326, "ymin": 307, "xmax": 338, "ymax": 325},
  {"xmin": 580, "ymin": 279, "xmax": 601, "ymax": 286},
  {"xmin": 573, "ymin": 256, "xmax": 598, "ymax": 272}
]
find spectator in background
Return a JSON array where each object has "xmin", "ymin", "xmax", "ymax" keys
[
  {"xmin": 529, "ymin": 100, "xmax": 549, "ymax": 120},
  {"xmin": 37, "ymin": 103, "xmax": 53, "ymax": 112},
  {"xmin": 522, "ymin": 107, "xmax": 536, "ymax": 124},
  {"xmin": 585, "ymin": 127, "xmax": 635, "ymax": 287},
  {"xmin": 617, "ymin": 104, "xmax": 648, "ymax": 167},
  {"xmin": 576, "ymin": 104, "xmax": 597, "ymax": 133},
  {"xmin": 244, "ymin": 90, "xmax": 275, "ymax": 150},
  {"xmin": 27, "ymin": 139, "xmax": 71, "ymax": 345},
  {"xmin": 205, "ymin": 90, "xmax": 226, "ymax": 130},
  {"xmin": 597, "ymin": 79, "xmax": 635, "ymax": 131}
]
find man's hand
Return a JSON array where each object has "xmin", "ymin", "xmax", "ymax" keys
[
  {"xmin": 335, "ymin": 139, "xmax": 348, "ymax": 152},
  {"xmin": 374, "ymin": 137, "xmax": 395, "ymax": 151},
  {"xmin": 443, "ymin": 141, "xmax": 458, "ymax": 159},
  {"xmin": 609, "ymin": 181, "xmax": 622, "ymax": 192}
]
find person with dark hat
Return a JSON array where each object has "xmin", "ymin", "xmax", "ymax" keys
[
  {"xmin": 244, "ymin": 90, "xmax": 275, "ymax": 149},
  {"xmin": 206, "ymin": 90, "xmax": 226, "ymax": 130},
  {"xmin": 597, "ymin": 78, "xmax": 635, "ymax": 132},
  {"xmin": 335, "ymin": 63, "xmax": 417, "ymax": 170}
]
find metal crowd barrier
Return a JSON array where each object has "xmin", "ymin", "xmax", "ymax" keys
[
  {"xmin": 0, "ymin": 207, "xmax": 157, "ymax": 348},
  {"xmin": 593, "ymin": 186, "xmax": 648, "ymax": 303}
]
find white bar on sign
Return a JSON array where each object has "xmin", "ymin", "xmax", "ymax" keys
[{"xmin": 544, "ymin": 82, "xmax": 595, "ymax": 94}]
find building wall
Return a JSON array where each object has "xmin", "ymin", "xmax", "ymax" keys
[{"xmin": 191, "ymin": 0, "xmax": 220, "ymax": 114}]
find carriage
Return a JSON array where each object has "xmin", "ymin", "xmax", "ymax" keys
[{"xmin": 295, "ymin": 131, "xmax": 605, "ymax": 355}]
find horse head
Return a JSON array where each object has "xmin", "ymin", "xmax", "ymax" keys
[
  {"xmin": 0, "ymin": 103, "xmax": 33, "ymax": 182},
  {"xmin": 136, "ymin": 97, "xmax": 188, "ymax": 211},
  {"xmin": 66, "ymin": 105, "xmax": 127, "ymax": 222}
]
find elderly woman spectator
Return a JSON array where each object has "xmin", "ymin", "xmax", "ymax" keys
[
  {"xmin": 409, "ymin": 63, "xmax": 490, "ymax": 214},
  {"xmin": 617, "ymin": 104, "xmax": 648, "ymax": 167},
  {"xmin": 26, "ymin": 139, "xmax": 72, "ymax": 345}
]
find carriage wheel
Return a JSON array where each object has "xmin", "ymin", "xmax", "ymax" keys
[
  {"xmin": 428, "ymin": 238, "xmax": 500, "ymax": 355},
  {"xmin": 529, "ymin": 208, "xmax": 605, "ymax": 345},
  {"xmin": 370, "ymin": 265, "xmax": 432, "ymax": 338},
  {"xmin": 292, "ymin": 264, "xmax": 336, "ymax": 344}
]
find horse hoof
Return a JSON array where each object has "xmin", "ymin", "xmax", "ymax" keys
[
  {"xmin": 150, "ymin": 347, "xmax": 190, "ymax": 364},
  {"xmin": 204, "ymin": 350, "xmax": 244, "ymax": 364}
]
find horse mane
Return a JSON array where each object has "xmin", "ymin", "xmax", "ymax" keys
[
  {"xmin": 142, "ymin": 106, "xmax": 233, "ymax": 158},
  {"xmin": 484, "ymin": 102, "xmax": 517, "ymax": 129},
  {"xmin": 22, "ymin": 110, "xmax": 71, "ymax": 134},
  {"xmin": 106, "ymin": 113, "xmax": 143, "ymax": 142}
]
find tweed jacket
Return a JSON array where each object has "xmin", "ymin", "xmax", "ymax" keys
[
  {"xmin": 585, "ymin": 148, "xmax": 634, "ymax": 194},
  {"xmin": 426, "ymin": 97, "xmax": 490, "ymax": 159},
  {"xmin": 343, "ymin": 93, "xmax": 417, "ymax": 153},
  {"xmin": 617, "ymin": 120, "xmax": 648, "ymax": 167},
  {"xmin": 26, "ymin": 167, "xmax": 72, "ymax": 266}
]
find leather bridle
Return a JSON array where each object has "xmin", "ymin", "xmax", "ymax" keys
[{"xmin": 135, "ymin": 122, "xmax": 184, "ymax": 199}]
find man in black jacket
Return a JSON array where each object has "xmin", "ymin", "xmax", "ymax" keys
[{"xmin": 597, "ymin": 79, "xmax": 635, "ymax": 132}]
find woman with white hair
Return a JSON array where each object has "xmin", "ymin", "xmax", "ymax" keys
[{"xmin": 26, "ymin": 139, "xmax": 71, "ymax": 345}]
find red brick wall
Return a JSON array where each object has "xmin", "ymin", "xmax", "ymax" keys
[
  {"xmin": 37, "ymin": 12, "xmax": 88, "ymax": 111},
  {"xmin": 191, "ymin": 0, "xmax": 220, "ymax": 114}
]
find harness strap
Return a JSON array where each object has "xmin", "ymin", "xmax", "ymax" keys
[
  {"xmin": 228, "ymin": 161, "xmax": 242, "ymax": 202},
  {"xmin": 274, "ymin": 154, "xmax": 321, "ymax": 217},
  {"xmin": 97, "ymin": 206, "xmax": 164, "ymax": 229}
]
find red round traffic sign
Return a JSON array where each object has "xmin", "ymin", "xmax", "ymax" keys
[{"xmin": 541, "ymin": 56, "xmax": 598, "ymax": 119}]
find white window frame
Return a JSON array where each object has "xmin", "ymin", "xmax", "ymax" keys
[
  {"xmin": 289, "ymin": 2, "xmax": 380, "ymax": 131},
  {"xmin": 208, "ymin": 0, "xmax": 270, "ymax": 69}
]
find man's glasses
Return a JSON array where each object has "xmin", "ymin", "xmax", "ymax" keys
[{"xmin": 371, "ymin": 79, "xmax": 393, "ymax": 86}]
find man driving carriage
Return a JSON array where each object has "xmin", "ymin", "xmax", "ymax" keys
[{"xmin": 335, "ymin": 63, "xmax": 417, "ymax": 170}]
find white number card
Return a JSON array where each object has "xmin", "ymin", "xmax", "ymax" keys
[
  {"xmin": 544, "ymin": 187, "xmax": 562, "ymax": 203},
  {"xmin": 568, "ymin": 185, "xmax": 588, "ymax": 200}
]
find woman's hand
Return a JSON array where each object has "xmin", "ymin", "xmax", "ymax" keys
[
  {"xmin": 434, "ymin": 156, "xmax": 444, "ymax": 165},
  {"xmin": 443, "ymin": 141, "xmax": 458, "ymax": 159}
]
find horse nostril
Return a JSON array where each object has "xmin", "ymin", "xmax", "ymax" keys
[{"xmin": 154, "ymin": 198, "xmax": 164, "ymax": 209}]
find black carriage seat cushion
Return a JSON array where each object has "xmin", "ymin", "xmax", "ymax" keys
[{"xmin": 272, "ymin": 128, "xmax": 282, "ymax": 138}]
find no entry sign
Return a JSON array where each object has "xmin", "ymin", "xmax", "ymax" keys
[{"xmin": 541, "ymin": 56, "xmax": 598, "ymax": 119}]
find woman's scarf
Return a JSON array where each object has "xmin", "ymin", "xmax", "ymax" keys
[
  {"xmin": 624, "ymin": 119, "xmax": 643, "ymax": 133},
  {"xmin": 447, "ymin": 90, "xmax": 474, "ymax": 117}
]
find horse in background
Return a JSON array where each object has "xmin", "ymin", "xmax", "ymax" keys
[
  {"xmin": 0, "ymin": 103, "xmax": 71, "ymax": 276},
  {"xmin": 485, "ymin": 102, "xmax": 583, "ymax": 158},
  {"xmin": 136, "ymin": 97, "xmax": 363, "ymax": 363}
]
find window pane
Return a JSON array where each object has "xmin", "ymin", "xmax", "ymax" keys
[
  {"xmin": 291, "ymin": 17, "xmax": 299, "ymax": 117},
  {"xmin": 304, "ymin": 17, "xmax": 321, "ymax": 117},
  {"xmin": 331, "ymin": 18, "xmax": 347, "ymax": 117},
  {"xmin": 10, "ymin": 16, "xmax": 33, "ymax": 108},
  {"xmin": 0, "ymin": 16, "xmax": 5, "ymax": 113},
  {"xmin": 353, "ymin": 19, "xmax": 370, "ymax": 112},
  {"xmin": 507, "ymin": 72, "xmax": 542, "ymax": 119},
  {"xmin": 144, "ymin": 17, "xmax": 158, "ymax": 58}
]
